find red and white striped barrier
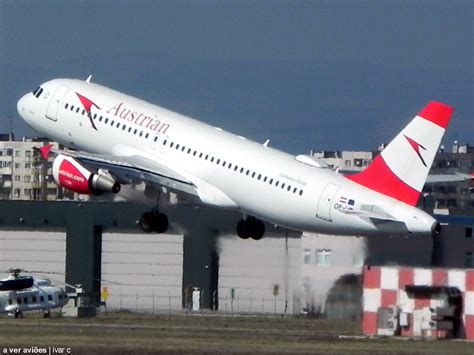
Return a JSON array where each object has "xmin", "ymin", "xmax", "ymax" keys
[{"xmin": 362, "ymin": 266, "xmax": 474, "ymax": 339}]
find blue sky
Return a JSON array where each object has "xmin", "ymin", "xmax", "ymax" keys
[{"xmin": 0, "ymin": 0, "xmax": 472, "ymax": 153}]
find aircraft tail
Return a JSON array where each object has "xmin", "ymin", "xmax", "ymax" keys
[{"xmin": 346, "ymin": 101, "xmax": 454, "ymax": 206}]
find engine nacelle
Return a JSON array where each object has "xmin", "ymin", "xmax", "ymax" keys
[{"xmin": 52, "ymin": 154, "xmax": 121, "ymax": 195}]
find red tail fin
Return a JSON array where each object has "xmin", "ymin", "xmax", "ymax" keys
[{"xmin": 346, "ymin": 101, "xmax": 454, "ymax": 206}]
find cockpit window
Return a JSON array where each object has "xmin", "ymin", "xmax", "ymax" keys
[{"xmin": 32, "ymin": 86, "xmax": 43, "ymax": 98}]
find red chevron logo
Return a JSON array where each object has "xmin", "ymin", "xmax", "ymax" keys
[
  {"xmin": 404, "ymin": 135, "xmax": 427, "ymax": 167},
  {"xmin": 76, "ymin": 92, "xmax": 100, "ymax": 130}
]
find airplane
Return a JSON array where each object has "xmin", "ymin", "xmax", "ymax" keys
[
  {"xmin": 0, "ymin": 269, "xmax": 68, "ymax": 318},
  {"xmin": 17, "ymin": 77, "xmax": 454, "ymax": 240}
]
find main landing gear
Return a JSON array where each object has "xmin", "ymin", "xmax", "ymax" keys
[
  {"xmin": 138, "ymin": 210, "xmax": 169, "ymax": 233},
  {"xmin": 237, "ymin": 217, "xmax": 265, "ymax": 240}
]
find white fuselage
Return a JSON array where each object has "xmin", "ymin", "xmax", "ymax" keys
[{"xmin": 17, "ymin": 79, "xmax": 436, "ymax": 236}]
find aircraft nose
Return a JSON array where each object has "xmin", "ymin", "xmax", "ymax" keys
[{"xmin": 17, "ymin": 93, "xmax": 29, "ymax": 117}]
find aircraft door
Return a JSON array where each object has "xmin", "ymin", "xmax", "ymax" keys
[
  {"xmin": 46, "ymin": 85, "xmax": 70, "ymax": 122},
  {"xmin": 316, "ymin": 183, "xmax": 340, "ymax": 222}
]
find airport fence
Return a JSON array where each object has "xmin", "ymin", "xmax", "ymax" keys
[{"xmin": 103, "ymin": 289, "xmax": 361, "ymax": 318}]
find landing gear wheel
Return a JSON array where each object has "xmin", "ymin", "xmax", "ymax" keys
[
  {"xmin": 237, "ymin": 220, "xmax": 250, "ymax": 239},
  {"xmin": 153, "ymin": 213, "xmax": 169, "ymax": 234},
  {"xmin": 138, "ymin": 212, "xmax": 169, "ymax": 234},
  {"xmin": 236, "ymin": 217, "xmax": 265, "ymax": 240},
  {"xmin": 14, "ymin": 309, "xmax": 23, "ymax": 318},
  {"xmin": 251, "ymin": 219, "xmax": 265, "ymax": 240},
  {"xmin": 138, "ymin": 212, "xmax": 155, "ymax": 233}
]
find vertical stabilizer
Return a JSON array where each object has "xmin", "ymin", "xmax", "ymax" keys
[{"xmin": 346, "ymin": 101, "xmax": 454, "ymax": 206}]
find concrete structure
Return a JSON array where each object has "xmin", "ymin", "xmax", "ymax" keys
[
  {"xmin": 0, "ymin": 202, "xmax": 472, "ymax": 318},
  {"xmin": 299, "ymin": 232, "xmax": 365, "ymax": 314},
  {"xmin": 362, "ymin": 265, "xmax": 474, "ymax": 340},
  {"xmin": 423, "ymin": 143, "xmax": 474, "ymax": 210},
  {"xmin": 310, "ymin": 150, "xmax": 373, "ymax": 172},
  {"xmin": 218, "ymin": 233, "xmax": 301, "ymax": 314}
]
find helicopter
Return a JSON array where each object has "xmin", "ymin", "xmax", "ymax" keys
[{"xmin": 0, "ymin": 269, "xmax": 68, "ymax": 318}]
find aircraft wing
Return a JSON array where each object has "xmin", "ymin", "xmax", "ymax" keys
[{"xmin": 51, "ymin": 147, "xmax": 237, "ymax": 208}]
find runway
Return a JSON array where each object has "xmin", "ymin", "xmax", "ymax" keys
[{"xmin": 0, "ymin": 312, "xmax": 472, "ymax": 354}]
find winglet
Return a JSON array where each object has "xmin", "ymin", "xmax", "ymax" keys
[{"xmin": 37, "ymin": 144, "xmax": 53, "ymax": 160}]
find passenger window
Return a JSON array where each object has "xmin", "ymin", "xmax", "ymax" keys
[
  {"xmin": 24, "ymin": 297, "xmax": 28, "ymax": 304},
  {"xmin": 252, "ymin": 172, "xmax": 256, "ymax": 178},
  {"xmin": 40, "ymin": 296, "xmax": 44, "ymax": 302},
  {"xmin": 281, "ymin": 183, "xmax": 285, "ymax": 189},
  {"xmin": 82, "ymin": 110, "xmax": 86, "ymax": 115},
  {"xmin": 94, "ymin": 113, "xmax": 97, "ymax": 119},
  {"xmin": 181, "ymin": 146, "xmax": 185, "ymax": 152},
  {"xmin": 199, "ymin": 153, "xmax": 203, "ymax": 158},
  {"xmin": 246, "ymin": 170, "xmax": 250, "ymax": 176},
  {"xmin": 139, "ymin": 131, "xmax": 143, "ymax": 137},
  {"xmin": 170, "ymin": 142, "xmax": 174, "ymax": 148},
  {"xmin": 240, "ymin": 168, "xmax": 244, "ymax": 173},
  {"xmin": 228, "ymin": 163, "xmax": 232, "ymax": 169},
  {"xmin": 65, "ymin": 103, "xmax": 68, "ymax": 109},
  {"xmin": 210, "ymin": 157, "xmax": 214, "ymax": 162},
  {"xmin": 32, "ymin": 296, "xmax": 37, "ymax": 302},
  {"xmin": 146, "ymin": 133, "xmax": 150, "ymax": 139},
  {"xmin": 154, "ymin": 137, "xmax": 158, "ymax": 142},
  {"xmin": 8, "ymin": 299, "xmax": 12, "ymax": 305},
  {"xmin": 70, "ymin": 105, "xmax": 74, "ymax": 111},
  {"xmin": 205, "ymin": 154, "xmax": 209, "ymax": 160},
  {"xmin": 123, "ymin": 125, "xmax": 127, "ymax": 131},
  {"xmin": 299, "ymin": 190, "xmax": 303, "ymax": 196},
  {"xmin": 105, "ymin": 118, "xmax": 109, "ymax": 124},
  {"xmin": 269, "ymin": 178, "xmax": 273, "ymax": 185},
  {"xmin": 116, "ymin": 122, "xmax": 120, "ymax": 128},
  {"xmin": 76, "ymin": 107, "xmax": 80, "ymax": 113},
  {"xmin": 48, "ymin": 295, "xmax": 52, "ymax": 301},
  {"xmin": 293, "ymin": 187, "xmax": 297, "ymax": 193},
  {"xmin": 275, "ymin": 181, "xmax": 279, "ymax": 187},
  {"xmin": 176, "ymin": 144, "xmax": 180, "ymax": 149},
  {"xmin": 133, "ymin": 129, "xmax": 137, "ymax": 135},
  {"xmin": 128, "ymin": 127, "xmax": 132, "ymax": 132},
  {"xmin": 99, "ymin": 116, "xmax": 103, "ymax": 121},
  {"xmin": 193, "ymin": 151, "xmax": 197, "ymax": 156},
  {"xmin": 17, "ymin": 298, "xmax": 21, "ymax": 305},
  {"xmin": 216, "ymin": 159, "xmax": 220, "ymax": 164},
  {"xmin": 263, "ymin": 177, "xmax": 267, "ymax": 182},
  {"xmin": 111, "ymin": 120, "xmax": 114, "ymax": 126},
  {"xmin": 234, "ymin": 166, "xmax": 238, "ymax": 171},
  {"xmin": 222, "ymin": 161, "xmax": 226, "ymax": 167},
  {"xmin": 258, "ymin": 174, "xmax": 261, "ymax": 180},
  {"xmin": 287, "ymin": 185, "xmax": 291, "ymax": 191}
]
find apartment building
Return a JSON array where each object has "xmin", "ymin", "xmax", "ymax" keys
[{"xmin": 0, "ymin": 134, "xmax": 62, "ymax": 200}]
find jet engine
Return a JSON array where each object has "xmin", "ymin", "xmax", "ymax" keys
[{"xmin": 52, "ymin": 154, "xmax": 120, "ymax": 195}]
